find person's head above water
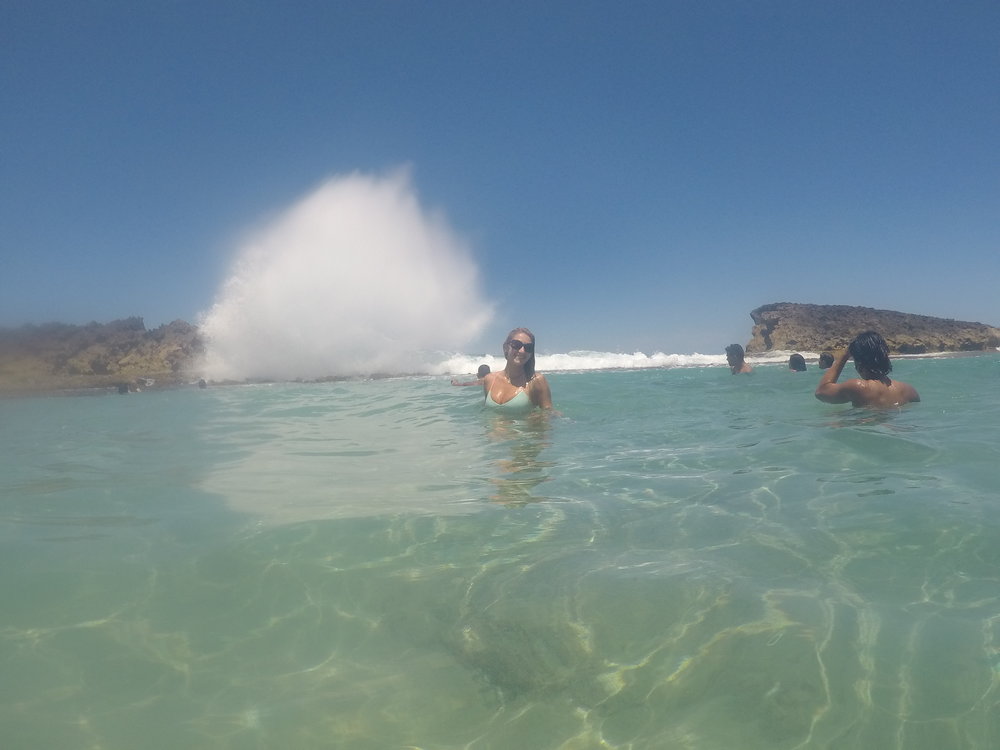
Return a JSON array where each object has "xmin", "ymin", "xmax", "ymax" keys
[
  {"xmin": 504, "ymin": 327, "xmax": 536, "ymax": 378},
  {"xmin": 818, "ymin": 352, "xmax": 834, "ymax": 369},
  {"xmin": 788, "ymin": 353, "xmax": 807, "ymax": 372},
  {"xmin": 476, "ymin": 364, "xmax": 491, "ymax": 379},
  {"xmin": 849, "ymin": 331, "xmax": 892, "ymax": 381},
  {"xmin": 815, "ymin": 330, "xmax": 918, "ymax": 407},
  {"xmin": 725, "ymin": 343, "xmax": 752, "ymax": 374}
]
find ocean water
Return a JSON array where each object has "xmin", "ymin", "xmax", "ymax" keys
[{"xmin": 2, "ymin": 354, "xmax": 999, "ymax": 750}]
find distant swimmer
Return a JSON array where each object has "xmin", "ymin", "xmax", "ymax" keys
[
  {"xmin": 788, "ymin": 353, "xmax": 807, "ymax": 372},
  {"xmin": 725, "ymin": 344, "xmax": 752, "ymax": 374},
  {"xmin": 818, "ymin": 352, "xmax": 834, "ymax": 369},
  {"xmin": 815, "ymin": 331, "xmax": 920, "ymax": 408},
  {"xmin": 482, "ymin": 328, "xmax": 552, "ymax": 410},
  {"xmin": 452, "ymin": 364, "xmax": 490, "ymax": 386}
]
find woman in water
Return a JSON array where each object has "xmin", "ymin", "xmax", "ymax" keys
[{"xmin": 482, "ymin": 327, "xmax": 553, "ymax": 410}]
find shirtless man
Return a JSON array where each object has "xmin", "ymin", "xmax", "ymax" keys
[
  {"xmin": 815, "ymin": 331, "xmax": 920, "ymax": 408},
  {"xmin": 725, "ymin": 344, "xmax": 753, "ymax": 374}
]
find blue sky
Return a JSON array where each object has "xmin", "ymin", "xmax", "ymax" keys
[{"xmin": 3, "ymin": 0, "xmax": 998, "ymax": 357}]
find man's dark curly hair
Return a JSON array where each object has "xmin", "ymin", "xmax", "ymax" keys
[{"xmin": 849, "ymin": 331, "xmax": 892, "ymax": 380}]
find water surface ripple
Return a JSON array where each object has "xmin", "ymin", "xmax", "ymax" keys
[{"xmin": 1, "ymin": 357, "xmax": 998, "ymax": 748}]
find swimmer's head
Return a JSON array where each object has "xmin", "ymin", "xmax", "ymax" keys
[
  {"xmin": 788, "ymin": 353, "xmax": 807, "ymax": 371},
  {"xmin": 849, "ymin": 331, "xmax": 892, "ymax": 380},
  {"xmin": 725, "ymin": 344, "xmax": 745, "ymax": 366},
  {"xmin": 818, "ymin": 352, "xmax": 834, "ymax": 369},
  {"xmin": 503, "ymin": 327, "xmax": 536, "ymax": 378},
  {"xmin": 476, "ymin": 364, "xmax": 491, "ymax": 378}
]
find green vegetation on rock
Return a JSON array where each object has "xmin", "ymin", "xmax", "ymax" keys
[
  {"xmin": 746, "ymin": 303, "xmax": 1000, "ymax": 354},
  {"xmin": 0, "ymin": 318, "xmax": 204, "ymax": 394}
]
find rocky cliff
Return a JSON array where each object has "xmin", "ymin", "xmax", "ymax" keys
[
  {"xmin": 0, "ymin": 317, "xmax": 204, "ymax": 394},
  {"xmin": 746, "ymin": 303, "xmax": 1000, "ymax": 354}
]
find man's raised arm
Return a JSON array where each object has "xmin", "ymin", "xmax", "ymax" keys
[{"xmin": 815, "ymin": 349, "xmax": 854, "ymax": 403}]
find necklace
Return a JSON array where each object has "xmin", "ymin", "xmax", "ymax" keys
[{"xmin": 503, "ymin": 372, "xmax": 530, "ymax": 390}]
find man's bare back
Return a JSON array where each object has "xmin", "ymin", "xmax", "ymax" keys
[
  {"xmin": 815, "ymin": 333, "xmax": 920, "ymax": 409},
  {"xmin": 817, "ymin": 372, "xmax": 920, "ymax": 407}
]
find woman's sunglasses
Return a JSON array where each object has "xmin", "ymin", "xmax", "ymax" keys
[{"xmin": 507, "ymin": 340, "xmax": 534, "ymax": 353}]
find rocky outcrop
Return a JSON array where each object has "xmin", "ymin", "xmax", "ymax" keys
[
  {"xmin": 746, "ymin": 303, "xmax": 1000, "ymax": 354},
  {"xmin": 0, "ymin": 318, "xmax": 204, "ymax": 394}
]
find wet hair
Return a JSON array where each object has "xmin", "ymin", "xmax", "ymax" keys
[
  {"xmin": 476, "ymin": 364, "xmax": 490, "ymax": 378},
  {"xmin": 788, "ymin": 353, "xmax": 807, "ymax": 371},
  {"xmin": 818, "ymin": 352, "xmax": 834, "ymax": 369},
  {"xmin": 849, "ymin": 331, "xmax": 892, "ymax": 380},
  {"xmin": 725, "ymin": 344, "xmax": 745, "ymax": 361},
  {"xmin": 503, "ymin": 327, "xmax": 536, "ymax": 379}
]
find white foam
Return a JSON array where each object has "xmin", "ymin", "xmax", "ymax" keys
[
  {"xmin": 198, "ymin": 170, "xmax": 493, "ymax": 381},
  {"xmin": 429, "ymin": 350, "xmax": 726, "ymax": 376}
]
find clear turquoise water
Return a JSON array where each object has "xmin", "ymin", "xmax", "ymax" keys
[{"xmin": 2, "ymin": 355, "xmax": 999, "ymax": 749}]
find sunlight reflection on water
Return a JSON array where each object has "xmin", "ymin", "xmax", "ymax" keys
[{"xmin": 2, "ymin": 359, "xmax": 999, "ymax": 748}]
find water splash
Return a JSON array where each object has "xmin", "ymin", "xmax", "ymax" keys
[{"xmin": 199, "ymin": 170, "xmax": 492, "ymax": 380}]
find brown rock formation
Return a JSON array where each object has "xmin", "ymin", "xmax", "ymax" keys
[
  {"xmin": 0, "ymin": 317, "xmax": 204, "ymax": 394},
  {"xmin": 746, "ymin": 303, "xmax": 1000, "ymax": 354}
]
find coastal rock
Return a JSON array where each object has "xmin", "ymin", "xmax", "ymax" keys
[
  {"xmin": 745, "ymin": 303, "xmax": 1000, "ymax": 354},
  {"xmin": 0, "ymin": 317, "xmax": 204, "ymax": 394}
]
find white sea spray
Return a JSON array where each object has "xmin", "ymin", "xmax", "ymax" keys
[{"xmin": 199, "ymin": 169, "xmax": 493, "ymax": 381}]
